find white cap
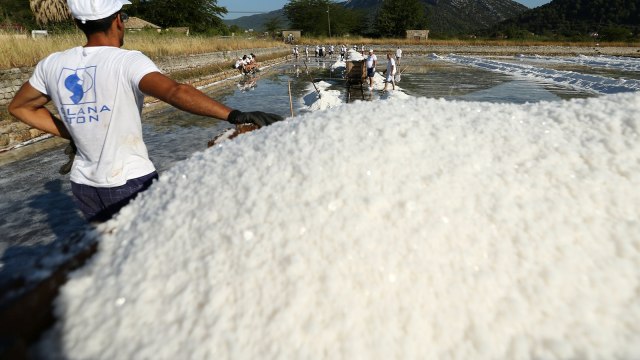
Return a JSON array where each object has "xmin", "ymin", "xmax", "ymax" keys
[
  {"xmin": 369, "ymin": 49, "xmax": 374, "ymax": 53},
  {"xmin": 67, "ymin": 0, "xmax": 131, "ymax": 21}
]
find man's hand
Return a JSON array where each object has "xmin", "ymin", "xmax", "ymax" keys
[
  {"xmin": 227, "ymin": 110, "xmax": 283, "ymax": 127},
  {"xmin": 59, "ymin": 141, "xmax": 77, "ymax": 175}
]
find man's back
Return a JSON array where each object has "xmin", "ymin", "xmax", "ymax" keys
[{"xmin": 30, "ymin": 46, "xmax": 158, "ymax": 187}]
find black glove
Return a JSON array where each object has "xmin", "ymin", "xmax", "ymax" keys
[
  {"xmin": 227, "ymin": 110, "xmax": 283, "ymax": 127},
  {"xmin": 59, "ymin": 140, "xmax": 77, "ymax": 175}
]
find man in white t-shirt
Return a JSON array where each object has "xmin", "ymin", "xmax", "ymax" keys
[
  {"xmin": 383, "ymin": 53, "xmax": 396, "ymax": 92},
  {"xmin": 365, "ymin": 49, "xmax": 377, "ymax": 90},
  {"xmin": 395, "ymin": 47, "xmax": 402, "ymax": 65},
  {"xmin": 9, "ymin": 0, "xmax": 282, "ymax": 222}
]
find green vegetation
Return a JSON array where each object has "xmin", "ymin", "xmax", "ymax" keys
[
  {"xmin": 284, "ymin": 0, "xmax": 365, "ymax": 37},
  {"xmin": 263, "ymin": 17, "xmax": 282, "ymax": 37},
  {"xmin": 0, "ymin": 0, "xmax": 37, "ymax": 30},
  {"xmin": 0, "ymin": 0, "xmax": 233, "ymax": 35},
  {"xmin": 374, "ymin": 0, "xmax": 428, "ymax": 38},
  {"xmin": 126, "ymin": 0, "xmax": 227, "ymax": 34},
  {"xmin": 490, "ymin": 0, "xmax": 640, "ymax": 41}
]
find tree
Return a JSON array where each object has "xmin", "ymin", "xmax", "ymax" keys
[
  {"xmin": 128, "ymin": 0, "xmax": 227, "ymax": 33},
  {"xmin": 1, "ymin": 0, "xmax": 43, "ymax": 29},
  {"xmin": 374, "ymin": 0, "xmax": 427, "ymax": 38},
  {"xmin": 264, "ymin": 16, "xmax": 282, "ymax": 37},
  {"xmin": 488, "ymin": 0, "xmax": 640, "ymax": 40},
  {"xmin": 284, "ymin": 0, "xmax": 364, "ymax": 37}
]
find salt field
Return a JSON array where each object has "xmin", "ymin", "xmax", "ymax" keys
[{"xmin": 1, "ymin": 53, "xmax": 640, "ymax": 359}]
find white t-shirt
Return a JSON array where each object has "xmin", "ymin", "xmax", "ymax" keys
[
  {"xmin": 29, "ymin": 46, "xmax": 160, "ymax": 187},
  {"xmin": 387, "ymin": 57, "xmax": 396, "ymax": 76},
  {"xmin": 396, "ymin": 48, "xmax": 402, "ymax": 58},
  {"xmin": 366, "ymin": 54, "xmax": 377, "ymax": 69}
]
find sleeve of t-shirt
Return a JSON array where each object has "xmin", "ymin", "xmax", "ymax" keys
[
  {"xmin": 28, "ymin": 56, "xmax": 51, "ymax": 96},
  {"xmin": 124, "ymin": 51, "xmax": 161, "ymax": 89}
]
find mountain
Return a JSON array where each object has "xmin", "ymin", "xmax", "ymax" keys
[
  {"xmin": 428, "ymin": 0, "xmax": 528, "ymax": 34},
  {"xmin": 225, "ymin": 0, "xmax": 528, "ymax": 35},
  {"xmin": 492, "ymin": 0, "xmax": 640, "ymax": 38},
  {"xmin": 223, "ymin": 9, "xmax": 289, "ymax": 32}
]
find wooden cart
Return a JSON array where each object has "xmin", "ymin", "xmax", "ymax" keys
[{"xmin": 345, "ymin": 60, "xmax": 366, "ymax": 103}]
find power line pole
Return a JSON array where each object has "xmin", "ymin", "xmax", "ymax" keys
[{"xmin": 327, "ymin": 5, "xmax": 331, "ymax": 38}]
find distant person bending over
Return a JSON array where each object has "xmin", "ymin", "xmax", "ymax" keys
[
  {"xmin": 9, "ymin": 0, "xmax": 282, "ymax": 223},
  {"xmin": 383, "ymin": 53, "xmax": 396, "ymax": 92},
  {"xmin": 243, "ymin": 54, "xmax": 259, "ymax": 73},
  {"xmin": 249, "ymin": 53, "xmax": 260, "ymax": 70},
  {"xmin": 235, "ymin": 56, "xmax": 247, "ymax": 74},
  {"xmin": 366, "ymin": 49, "xmax": 377, "ymax": 90}
]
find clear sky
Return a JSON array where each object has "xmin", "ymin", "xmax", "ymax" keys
[{"xmin": 218, "ymin": 0, "xmax": 552, "ymax": 19}]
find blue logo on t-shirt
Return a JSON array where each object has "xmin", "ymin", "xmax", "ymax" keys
[{"xmin": 58, "ymin": 66, "xmax": 97, "ymax": 105}]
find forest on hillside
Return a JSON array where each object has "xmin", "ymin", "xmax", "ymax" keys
[{"xmin": 491, "ymin": 0, "xmax": 640, "ymax": 40}]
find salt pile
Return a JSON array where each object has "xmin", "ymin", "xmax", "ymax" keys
[
  {"xmin": 301, "ymin": 81, "xmax": 344, "ymax": 111},
  {"xmin": 346, "ymin": 49, "xmax": 364, "ymax": 61},
  {"xmin": 39, "ymin": 93, "xmax": 640, "ymax": 359}
]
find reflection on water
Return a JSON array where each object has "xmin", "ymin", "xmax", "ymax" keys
[
  {"xmin": 0, "ymin": 57, "xmax": 626, "ymax": 283},
  {"xmin": 498, "ymin": 57, "xmax": 640, "ymax": 81},
  {"xmin": 397, "ymin": 61, "xmax": 595, "ymax": 102}
]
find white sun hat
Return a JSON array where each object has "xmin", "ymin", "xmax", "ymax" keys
[{"xmin": 67, "ymin": 0, "xmax": 132, "ymax": 21}]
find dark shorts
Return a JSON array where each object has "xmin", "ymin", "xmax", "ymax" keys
[
  {"xmin": 367, "ymin": 67, "xmax": 375, "ymax": 78},
  {"xmin": 71, "ymin": 171, "xmax": 158, "ymax": 223}
]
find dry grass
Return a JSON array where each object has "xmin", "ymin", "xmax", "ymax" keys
[
  {"xmin": 0, "ymin": 32, "xmax": 284, "ymax": 69},
  {"xmin": 2, "ymin": 31, "xmax": 637, "ymax": 69},
  {"xmin": 124, "ymin": 33, "xmax": 284, "ymax": 57},
  {"xmin": 0, "ymin": 32, "xmax": 85, "ymax": 68}
]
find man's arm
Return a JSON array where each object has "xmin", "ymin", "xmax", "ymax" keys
[
  {"xmin": 139, "ymin": 72, "xmax": 283, "ymax": 127},
  {"xmin": 8, "ymin": 82, "xmax": 71, "ymax": 139},
  {"xmin": 139, "ymin": 72, "xmax": 232, "ymax": 120}
]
